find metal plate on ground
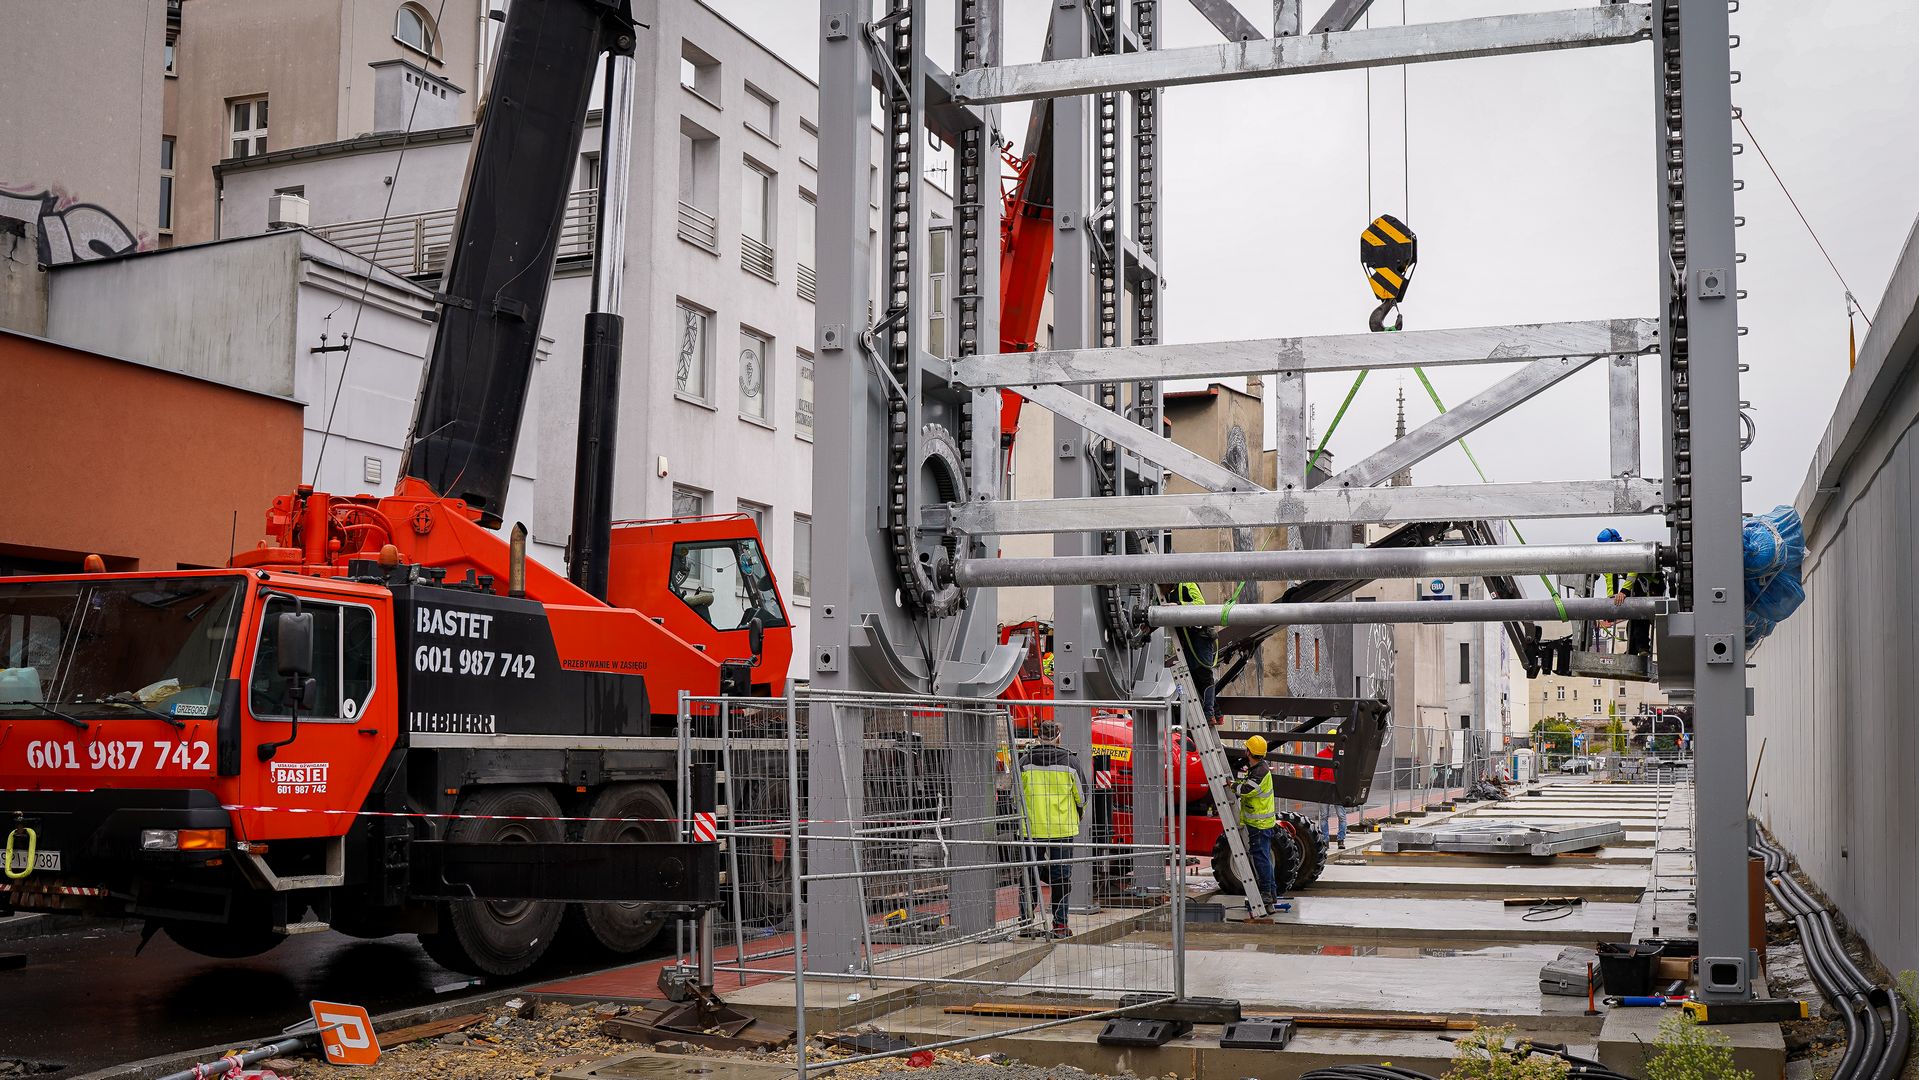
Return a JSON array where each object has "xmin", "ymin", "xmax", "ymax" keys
[{"xmin": 1377, "ymin": 819, "xmax": 1625, "ymax": 855}]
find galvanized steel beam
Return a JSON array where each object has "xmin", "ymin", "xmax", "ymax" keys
[
  {"xmin": 1148, "ymin": 596, "xmax": 1666, "ymax": 628},
  {"xmin": 1186, "ymin": 0, "xmax": 1262, "ymax": 41},
  {"xmin": 954, "ymin": 541, "xmax": 1660, "ymax": 588},
  {"xmin": 951, "ymin": 318, "xmax": 1657, "ymax": 388},
  {"xmin": 1311, "ymin": 0, "xmax": 1380, "ymax": 34},
  {"xmin": 1327, "ymin": 354, "xmax": 1599, "ymax": 490},
  {"xmin": 954, "ymin": 6, "xmax": 1653, "ymax": 104},
  {"xmin": 942, "ymin": 478, "xmax": 1663, "ymax": 534}
]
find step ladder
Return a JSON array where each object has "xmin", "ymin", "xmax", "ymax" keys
[{"xmin": 1167, "ymin": 651, "xmax": 1268, "ymax": 919}]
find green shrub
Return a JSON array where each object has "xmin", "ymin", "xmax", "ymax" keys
[
  {"xmin": 1897, "ymin": 970, "xmax": 1919, "ymax": 1028},
  {"xmin": 1443, "ymin": 1025, "xmax": 1570, "ymax": 1080},
  {"xmin": 1645, "ymin": 1013, "xmax": 1753, "ymax": 1080}
]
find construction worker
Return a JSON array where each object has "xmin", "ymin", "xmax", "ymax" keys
[
  {"xmin": 1171, "ymin": 581, "xmax": 1220, "ymax": 720},
  {"xmin": 1041, "ymin": 650, "xmax": 1054, "ymax": 677},
  {"xmin": 1596, "ymin": 528, "xmax": 1659, "ymax": 657},
  {"xmin": 1235, "ymin": 734, "xmax": 1280, "ymax": 908},
  {"xmin": 1017, "ymin": 719, "xmax": 1086, "ymax": 938},
  {"xmin": 1315, "ymin": 730, "xmax": 1348, "ymax": 849}
]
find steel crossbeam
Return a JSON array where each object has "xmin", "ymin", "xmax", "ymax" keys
[
  {"xmin": 955, "ymin": 6, "xmax": 1653, "ymax": 104},
  {"xmin": 1327, "ymin": 354, "xmax": 1599, "ymax": 489},
  {"xmin": 1148, "ymin": 596, "xmax": 1667, "ymax": 628},
  {"xmin": 951, "ymin": 318, "xmax": 1657, "ymax": 388},
  {"xmin": 942, "ymin": 478, "xmax": 1663, "ymax": 535}
]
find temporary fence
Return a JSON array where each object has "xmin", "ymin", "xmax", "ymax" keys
[{"xmin": 673, "ymin": 687, "xmax": 1185, "ymax": 1075}]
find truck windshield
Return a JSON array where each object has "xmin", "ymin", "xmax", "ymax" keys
[
  {"xmin": 0, "ymin": 576, "xmax": 245, "ymax": 720},
  {"xmin": 668, "ymin": 539, "xmax": 789, "ymax": 631}
]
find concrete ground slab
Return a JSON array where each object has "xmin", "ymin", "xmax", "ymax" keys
[
  {"xmin": 1179, "ymin": 895, "xmax": 1638, "ymax": 946},
  {"xmin": 1599, "ymin": 1002, "xmax": 1785, "ymax": 1079},
  {"xmin": 866, "ymin": 1004, "xmax": 1604, "ymax": 1080},
  {"xmin": 1354, "ymin": 845, "xmax": 1653, "ymax": 866},
  {"xmin": 1011, "ymin": 942, "xmax": 1609, "ymax": 1027},
  {"xmin": 559, "ymin": 1053, "xmax": 797, "ymax": 1080},
  {"xmin": 1308, "ymin": 862, "xmax": 1649, "ymax": 901}
]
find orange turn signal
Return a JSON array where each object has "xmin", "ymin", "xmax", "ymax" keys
[{"xmin": 177, "ymin": 829, "xmax": 227, "ymax": 851}]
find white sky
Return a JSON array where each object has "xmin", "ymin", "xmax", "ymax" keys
[{"xmin": 708, "ymin": 0, "xmax": 1919, "ymax": 549}]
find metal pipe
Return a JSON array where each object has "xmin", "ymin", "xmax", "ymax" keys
[
  {"xmin": 592, "ymin": 55, "xmax": 634, "ymax": 316},
  {"xmin": 956, "ymin": 541, "xmax": 1658, "ymax": 588},
  {"xmin": 1149, "ymin": 596, "xmax": 1666, "ymax": 628},
  {"xmin": 786, "ymin": 682, "xmax": 806, "ymax": 1080},
  {"xmin": 156, "ymin": 1035, "xmax": 315, "ymax": 1080}
]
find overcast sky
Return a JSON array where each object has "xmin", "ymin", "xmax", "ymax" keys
[{"xmin": 708, "ymin": 0, "xmax": 1919, "ymax": 552}]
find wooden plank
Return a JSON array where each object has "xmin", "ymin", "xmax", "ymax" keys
[
  {"xmin": 941, "ymin": 1002, "xmax": 1475, "ymax": 1031},
  {"xmin": 374, "ymin": 1012, "xmax": 486, "ymax": 1046}
]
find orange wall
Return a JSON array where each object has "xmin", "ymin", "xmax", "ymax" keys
[{"xmin": 0, "ymin": 330, "xmax": 301, "ymax": 571}]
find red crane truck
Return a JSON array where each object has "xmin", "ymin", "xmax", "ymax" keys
[{"xmin": 0, "ymin": 0, "xmax": 787, "ymax": 976}]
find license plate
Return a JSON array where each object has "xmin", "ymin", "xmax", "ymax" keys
[{"xmin": 4, "ymin": 849, "xmax": 59, "ymax": 873}]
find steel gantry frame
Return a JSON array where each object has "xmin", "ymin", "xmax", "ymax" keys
[{"xmin": 815, "ymin": 0, "xmax": 1753, "ymax": 998}]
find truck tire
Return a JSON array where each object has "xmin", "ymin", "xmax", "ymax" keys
[
  {"xmin": 419, "ymin": 786, "xmax": 566, "ymax": 976},
  {"xmin": 1209, "ymin": 828, "xmax": 1301, "ymax": 897},
  {"xmin": 562, "ymin": 783, "xmax": 675, "ymax": 955},
  {"xmin": 1277, "ymin": 810, "xmax": 1327, "ymax": 889}
]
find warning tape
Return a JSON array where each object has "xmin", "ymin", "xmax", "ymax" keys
[
  {"xmin": 692, "ymin": 812, "xmax": 718, "ymax": 842},
  {"xmin": 0, "ymin": 882, "xmax": 107, "ymax": 896},
  {"xmin": 1094, "ymin": 771, "xmax": 1113, "ymax": 790}
]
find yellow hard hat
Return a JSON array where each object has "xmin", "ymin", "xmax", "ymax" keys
[{"xmin": 1245, "ymin": 735, "xmax": 1268, "ymax": 757}]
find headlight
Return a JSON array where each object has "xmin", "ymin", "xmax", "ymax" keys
[{"xmin": 140, "ymin": 829, "xmax": 179, "ymax": 850}]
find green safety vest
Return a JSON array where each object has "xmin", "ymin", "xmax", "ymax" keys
[
  {"xmin": 1602, "ymin": 571, "xmax": 1639, "ymax": 597},
  {"xmin": 1237, "ymin": 760, "xmax": 1276, "ymax": 830},
  {"xmin": 1177, "ymin": 581, "xmax": 1207, "ymax": 606},
  {"xmin": 1019, "ymin": 744, "xmax": 1085, "ymax": 840}
]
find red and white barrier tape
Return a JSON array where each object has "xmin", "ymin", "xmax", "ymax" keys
[
  {"xmin": 692, "ymin": 812, "xmax": 718, "ymax": 842},
  {"xmin": 0, "ymin": 882, "xmax": 107, "ymax": 896}
]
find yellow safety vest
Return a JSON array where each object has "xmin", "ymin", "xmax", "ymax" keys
[
  {"xmin": 1019, "ymin": 745, "xmax": 1085, "ymax": 840},
  {"xmin": 1238, "ymin": 760, "xmax": 1276, "ymax": 830}
]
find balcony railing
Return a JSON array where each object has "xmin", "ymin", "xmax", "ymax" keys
[
  {"xmin": 314, "ymin": 189, "xmax": 596, "ymax": 278},
  {"xmin": 677, "ymin": 200, "xmax": 718, "ymax": 250},
  {"xmin": 797, "ymin": 263, "xmax": 817, "ymax": 303},
  {"xmin": 741, "ymin": 234, "xmax": 776, "ymax": 280}
]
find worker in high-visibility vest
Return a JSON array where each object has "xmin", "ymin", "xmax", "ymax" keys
[
  {"xmin": 1235, "ymin": 734, "xmax": 1280, "ymax": 907},
  {"xmin": 1596, "ymin": 528, "xmax": 1658, "ymax": 657},
  {"xmin": 1017, "ymin": 719, "xmax": 1086, "ymax": 938},
  {"xmin": 1171, "ymin": 581, "xmax": 1220, "ymax": 720}
]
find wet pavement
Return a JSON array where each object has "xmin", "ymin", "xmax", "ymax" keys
[{"xmin": 0, "ymin": 919, "xmax": 639, "ymax": 1078}]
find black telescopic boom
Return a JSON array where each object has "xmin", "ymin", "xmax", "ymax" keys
[{"xmin": 401, "ymin": 0, "xmax": 635, "ymax": 529}]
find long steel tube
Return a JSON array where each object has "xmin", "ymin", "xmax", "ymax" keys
[
  {"xmin": 1148, "ymin": 596, "xmax": 1665, "ymax": 628},
  {"xmin": 954, "ymin": 542, "xmax": 1658, "ymax": 588}
]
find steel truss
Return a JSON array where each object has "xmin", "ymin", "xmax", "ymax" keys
[{"xmin": 815, "ymin": 0, "xmax": 1751, "ymax": 997}]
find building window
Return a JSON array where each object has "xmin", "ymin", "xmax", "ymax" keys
[
  {"xmin": 738, "ymin": 328, "xmax": 770, "ymax": 423},
  {"xmin": 580, "ymin": 151, "xmax": 600, "ymax": 192},
  {"xmin": 1459, "ymin": 581, "xmax": 1471, "ymax": 600},
  {"xmin": 675, "ymin": 302, "xmax": 712, "ymax": 403},
  {"xmin": 796, "ymin": 349, "xmax": 814, "ymax": 439},
  {"xmin": 744, "ymin": 83, "xmax": 777, "ymax": 140},
  {"xmin": 741, "ymin": 161, "xmax": 776, "ymax": 279},
  {"xmin": 1556, "ymin": 687, "xmax": 1565, "ymax": 701},
  {"xmin": 793, "ymin": 515, "xmax": 813, "ymax": 600},
  {"xmin": 677, "ymin": 121, "xmax": 719, "ymax": 250},
  {"xmin": 927, "ymin": 225, "xmax": 949, "ymax": 358},
  {"xmin": 158, "ymin": 136, "xmax": 175, "ymax": 232},
  {"xmin": 671, "ymin": 486, "xmax": 707, "ymax": 520},
  {"xmin": 1592, "ymin": 699, "xmax": 1603, "ymax": 715},
  {"xmin": 800, "ymin": 118, "xmax": 819, "ymax": 167},
  {"xmin": 164, "ymin": 35, "xmax": 177, "ymax": 76},
  {"xmin": 395, "ymin": 3, "xmax": 438, "ymax": 57},
  {"xmin": 229, "ymin": 96, "xmax": 268, "ymax": 160},
  {"xmin": 797, "ymin": 191, "xmax": 817, "ymax": 302},
  {"xmin": 1458, "ymin": 641, "xmax": 1470, "ymax": 684},
  {"xmin": 1460, "ymin": 715, "xmax": 1471, "ymax": 730},
  {"xmin": 680, "ymin": 41, "xmax": 720, "ymax": 103},
  {"xmin": 1592, "ymin": 678, "xmax": 1602, "ymax": 686}
]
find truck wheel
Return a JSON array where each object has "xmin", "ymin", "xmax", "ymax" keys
[
  {"xmin": 1278, "ymin": 810, "xmax": 1327, "ymax": 889},
  {"xmin": 563, "ymin": 783, "xmax": 675, "ymax": 954},
  {"xmin": 418, "ymin": 786, "xmax": 565, "ymax": 976},
  {"xmin": 164, "ymin": 918, "xmax": 282, "ymax": 958}
]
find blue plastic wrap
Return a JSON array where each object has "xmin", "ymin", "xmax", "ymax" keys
[{"xmin": 1743, "ymin": 506, "xmax": 1806, "ymax": 645}]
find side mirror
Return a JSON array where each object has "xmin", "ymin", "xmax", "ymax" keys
[
  {"xmin": 747, "ymin": 613, "xmax": 765, "ymax": 665},
  {"xmin": 276, "ymin": 611, "xmax": 315, "ymax": 678}
]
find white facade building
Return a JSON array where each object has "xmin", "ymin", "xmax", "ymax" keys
[{"xmin": 207, "ymin": 1, "xmax": 954, "ymax": 679}]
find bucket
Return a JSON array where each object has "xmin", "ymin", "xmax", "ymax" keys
[{"xmin": 1598, "ymin": 942, "xmax": 1664, "ymax": 996}]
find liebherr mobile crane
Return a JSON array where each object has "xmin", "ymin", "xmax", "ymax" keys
[{"xmin": 0, "ymin": 0, "xmax": 787, "ymax": 976}]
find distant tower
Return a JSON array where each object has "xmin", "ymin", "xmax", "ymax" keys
[{"xmin": 1389, "ymin": 385, "xmax": 1413, "ymax": 487}]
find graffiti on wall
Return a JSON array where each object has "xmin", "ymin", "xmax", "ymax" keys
[{"xmin": 0, "ymin": 186, "xmax": 146, "ymax": 265}]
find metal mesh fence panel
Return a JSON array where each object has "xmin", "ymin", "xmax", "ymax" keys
[{"xmin": 677, "ymin": 689, "xmax": 1182, "ymax": 1074}]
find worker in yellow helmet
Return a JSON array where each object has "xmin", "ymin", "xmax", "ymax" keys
[{"xmin": 1235, "ymin": 734, "xmax": 1279, "ymax": 908}]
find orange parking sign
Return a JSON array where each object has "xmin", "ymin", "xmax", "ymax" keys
[{"xmin": 309, "ymin": 1000, "xmax": 381, "ymax": 1066}]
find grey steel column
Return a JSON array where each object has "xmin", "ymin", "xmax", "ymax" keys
[
  {"xmin": 1048, "ymin": 0, "xmax": 1098, "ymax": 912},
  {"xmin": 1671, "ymin": 0, "xmax": 1752, "ymax": 1002},
  {"xmin": 809, "ymin": 1, "xmax": 877, "ymax": 974}
]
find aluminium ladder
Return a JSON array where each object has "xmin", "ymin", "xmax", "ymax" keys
[{"xmin": 1167, "ymin": 650, "xmax": 1269, "ymax": 919}]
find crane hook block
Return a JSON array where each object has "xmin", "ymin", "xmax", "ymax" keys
[{"xmin": 1360, "ymin": 214, "xmax": 1417, "ymax": 332}]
